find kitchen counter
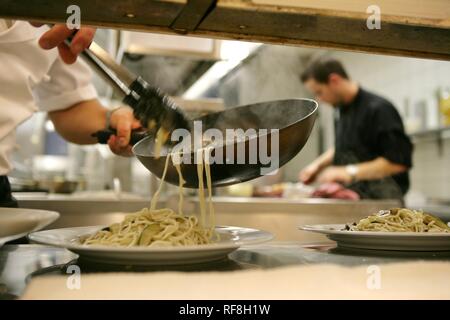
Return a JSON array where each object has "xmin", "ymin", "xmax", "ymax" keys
[
  {"xmin": 0, "ymin": 245, "xmax": 76, "ymax": 299},
  {"xmin": 2, "ymin": 243, "xmax": 450, "ymax": 299}
]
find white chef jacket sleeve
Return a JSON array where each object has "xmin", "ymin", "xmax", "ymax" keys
[{"xmin": 33, "ymin": 55, "xmax": 98, "ymax": 112}]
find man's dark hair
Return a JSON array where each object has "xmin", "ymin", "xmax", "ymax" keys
[{"xmin": 300, "ymin": 58, "xmax": 349, "ymax": 84}]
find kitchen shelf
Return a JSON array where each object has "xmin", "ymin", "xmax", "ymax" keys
[
  {"xmin": 409, "ymin": 126, "xmax": 450, "ymax": 155},
  {"xmin": 409, "ymin": 126, "xmax": 450, "ymax": 139},
  {"xmin": 0, "ymin": 0, "xmax": 449, "ymax": 60}
]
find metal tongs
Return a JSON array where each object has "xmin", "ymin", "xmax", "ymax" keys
[{"xmin": 72, "ymin": 39, "xmax": 191, "ymax": 143}]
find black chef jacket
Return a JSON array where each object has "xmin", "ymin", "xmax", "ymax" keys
[
  {"xmin": 0, "ymin": 176, "xmax": 18, "ymax": 207},
  {"xmin": 333, "ymin": 88, "xmax": 413, "ymax": 199}
]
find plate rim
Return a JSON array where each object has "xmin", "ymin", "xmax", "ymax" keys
[
  {"xmin": 300, "ymin": 224, "xmax": 450, "ymax": 237},
  {"xmin": 28, "ymin": 225, "xmax": 274, "ymax": 253},
  {"xmin": 0, "ymin": 208, "xmax": 60, "ymax": 244}
]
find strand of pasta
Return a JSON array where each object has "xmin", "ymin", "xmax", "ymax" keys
[
  {"xmin": 196, "ymin": 148, "xmax": 206, "ymax": 227},
  {"xmin": 204, "ymin": 146, "xmax": 215, "ymax": 229},
  {"xmin": 150, "ymin": 155, "xmax": 170, "ymax": 211},
  {"xmin": 174, "ymin": 162, "xmax": 185, "ymax": 216},
  {"xmin": 82, "ymin": 144, "xmax": 218, "ymax": 247}
]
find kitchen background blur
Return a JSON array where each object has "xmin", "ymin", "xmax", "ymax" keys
[
  {"xmin": 2, "ymin": 16, "xmax": 446, "ymax": 244},
  {"xmin": 12, "ymin": 28, "xmax": 450, "ymax": 205}
]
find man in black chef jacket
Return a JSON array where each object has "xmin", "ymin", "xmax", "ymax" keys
[{"xmin": 299, "ymin": 58, "xmax": 413, "ymax": 199}]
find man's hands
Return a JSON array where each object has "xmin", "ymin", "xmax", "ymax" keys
[
  {"xmin": 300, "ymin": 156, "xmax": 407, "ymax": 186},
  {"xmin": 300, "ymin": 163, "xmax": 352, "ymax": 185},
  {"xmin": 49, "ymin": 101, "xmax": 141, "ymax": 158},
  {"xmin": 299, "ymin": 163, "xmax": 321, "ymax": 184},
  {"xmin": 317, "ymin": 166, "xmax": 352, "ymax": 185},
  {"xmin": 108, "ymin": 107, "xmax": 141, "ymax": 156},
  {"xmin": 299, "ymin": 148, "xmax": 335, "ymax": 184},
  {"xmin": 31, "ymin": 23, "xmax": 96, "ymax": 64}
]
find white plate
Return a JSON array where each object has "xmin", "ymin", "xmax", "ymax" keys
[
  {"xmin": 300, "ymin": 224, "xmax": 450, "ymax": 251},
  {"xmin": 28, "ymin": 226, "xmax": 273, "ymax": 265},
  {"xmin": 0, "ymin": 208, "xmax": 59, "ymax": 246}
]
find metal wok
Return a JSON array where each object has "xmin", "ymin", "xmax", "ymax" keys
[{"xmin": 132, "ymin": 98, "xmax": 318, "ymax": 188}]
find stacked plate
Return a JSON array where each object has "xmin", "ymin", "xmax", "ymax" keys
[{"xmin": 0, "ymin": 208, "xmax": 59, "ymax": 246}]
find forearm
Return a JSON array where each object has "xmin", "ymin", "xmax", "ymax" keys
[
  {"xmin": 355, "ymin": 157, "xmax": 407, "ymax": 181},
  {"xmin": 313, "ymin": 148, "xmax": 335, "ymax": 170},
  {"xmin": 49, "ymin": 99, "xmax": 107, "ymax": 144}
]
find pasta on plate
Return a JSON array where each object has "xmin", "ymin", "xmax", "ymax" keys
[
  {"xmin": 346, "ymin": 208, "xmax": 450, "ymax": 233},
  {"xmin": 81, "ymin": 146, "xmax": 218, "ymax": 247}
]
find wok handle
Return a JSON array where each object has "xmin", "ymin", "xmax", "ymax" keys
[{"xmin": 92, "ymin": 129, "xmax": 147, "ymax": 146}]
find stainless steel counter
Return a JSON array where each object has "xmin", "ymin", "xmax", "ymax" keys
[
  {"xmin": 15, "ymin": 195, "xmax": 153, "ymax": 230},
  {"xmin": 2, "ymin": 243, "xmax": 449, "ymax": 299},
  {"xmin": 177, "ymin": 197, "xmax": 401, "ymax": 242}
]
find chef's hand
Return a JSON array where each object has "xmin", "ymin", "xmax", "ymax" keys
[
  {"xmin": 31, "ymin": 23, "xmax": 96, "ymax": 64},
  {"xmin": 299, "ymin": 163, "xmax": 321, "ymax": 184},
  {"xmin": 107, "ymin": 107, "xmax": 141, "ymax": 157},
  {"xmin": 317, "ymin": 166, "xmax": 352, "ymax": 185}
]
